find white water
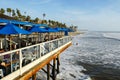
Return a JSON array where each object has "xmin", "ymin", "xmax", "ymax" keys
[
  {"xmin": 74, "ymin": 32, "xmax": 120, "ymax": 69},
  {"xmin": 37, "ymin": 32, "xmax": 120, "ymax": 80},
  {"xmin": 56, "ymin": 34, "xmax": 91, "ymax": 80},
  {"xmin": 57, "ymin": 32, "xmax": 120, "ymax": 80},
  {"xmin": 103, "ymin": 33, "xmax": 120, "ymax": 40}
]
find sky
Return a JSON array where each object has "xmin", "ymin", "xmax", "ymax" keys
[{"xmin": 0, "ymin": 0, "xmax": 120, "ymax": 31}]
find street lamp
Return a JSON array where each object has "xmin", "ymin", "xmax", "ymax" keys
[{"xmin": 43, "ymin": 13, "xmax": 46, "ymax": 20}]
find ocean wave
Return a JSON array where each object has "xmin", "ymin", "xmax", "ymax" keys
[
  {"xmin": 103, "ymin": 33, "xmax": 120, "ymax": 40},
  {"xmin": 72, "ymin": 32, "xmax": 120, "ymax": 69}
]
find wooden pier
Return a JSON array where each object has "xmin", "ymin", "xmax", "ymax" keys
[{"xmin": 0, "ymin": 36, "xmax": 72, "ymax": 80}]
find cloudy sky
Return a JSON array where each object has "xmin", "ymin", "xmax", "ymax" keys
[{"xmin": 0, "ymin": 0, "xmax": 120, "ymax": 31}]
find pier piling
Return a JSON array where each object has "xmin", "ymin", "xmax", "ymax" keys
[
  {"xmin": 47, "ymin": 63, "xmax": 50, "ymax": 80},
  {"xmin": 52, "ymin": 58, "xmax": 56, "ymax": 80}
]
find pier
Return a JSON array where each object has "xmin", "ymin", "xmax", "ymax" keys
[{"xmin": 0, "ymin": 19, "xmax": 72, "ymax": 80}]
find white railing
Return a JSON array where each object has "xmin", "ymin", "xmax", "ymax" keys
[{"xmin": 0, "ymin": 36, "xmax": 72, "ymax": 80}]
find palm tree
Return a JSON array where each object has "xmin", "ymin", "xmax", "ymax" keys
[
  {"xmin": 16, "ymin": 9, "xmax": 21, "ymax": 20},
  {"xmin": 34, "ymin": 17, "xmax": 40, "ymax": 23},
  {"xmin": 7, "ymin": 8, "xmax": 12, "ymax": 16},
  {"xmin": 0, "ymin": 8, "xmax": 5, "ymax": 14},
  {"xmin": 63, "ymin": 23, "xmax": 66, "ymax": 28},
  {"xmin": 21, "ymin": 15, "xmax": 26, "ymax": 21},
  {"xmin": 12, "ymin": 10, "xmax": 16, "ymax": 17},
  {"xmin": 42, "ymin": 20, "xmax": 47, "ymax": 24},
  {"xmin": 26, "ymin": 15, "xmax": 31, "ymax": 21},
  {"xmin": 14, "ymin": 16, "xmax": 19, "ymax": 20}
]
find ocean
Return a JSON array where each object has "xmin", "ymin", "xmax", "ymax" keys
[
  {"xmin": 38, "ymin": 31, "xmax": 120, "ymax": 80},
  {"xmin": 74, "ymin": 31, "xmax": 120, "ymax": 80}
]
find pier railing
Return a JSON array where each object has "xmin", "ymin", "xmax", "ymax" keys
[{"xmin": 0, "ymin": 36, "xmax": 72, "ymax": 80}]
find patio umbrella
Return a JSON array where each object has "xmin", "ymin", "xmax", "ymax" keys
[
  {"xmin": 61, "ymin": 28, "xmax": 68, "ymax": 36},
  {"xmin": 0, "ymin": 23, "xmax": 30, "ymax": 50},
  {"xmin": 55, "ymin": 27, "xmax": 62, "ymax": 31},
  {"xmin": 45, "ymin": 27, "xmax": 58, "ymax": 40},
  {"xmin": 0, "ymin": 23, "xmax": 31, "ymax": 73},
  {"xmin": 0, "ymin": 23, "xmax": 30, "ymax": 34},
  {"xmin": 28, "ymin": 25, "xmax": 48, "ymax": 43},
  {"xmin": 55, "ymin": 27, "xmax": 63, "ymax": 37},
  {"xmin": 28, "ymin": 25, "xmax": 47, "ymax": 33}
]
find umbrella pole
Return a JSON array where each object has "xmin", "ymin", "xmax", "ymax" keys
[
  {"xmin": 39, "ymin": 33, "xmax": 41, "ymax": 42},
  {"xmin": 26, "ymin": 34, "xmax": 29, "ymax": 46},
  {"xmin": 10, "ymin": 35, "xmax": 12, "ymax": 50},
  {"xmin": 48, "ymin": 32, "xmax": 50, "ymax": 41},
  {"xmin": 18, "ymin": 34, "xmax": 21, "ymax": 48},
  {"xmin": 5, "ymin": 35, "xmax": 7, "ymax": 51},
  {"xmin": 35, "ymin": 33, "xmax": 37, "ymax": 44},
  {"xmin": 37, "ymin": 32, "xmax": 39, "ymax": 43}
]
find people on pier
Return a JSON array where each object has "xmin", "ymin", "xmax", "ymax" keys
[
  {"xmin": 44, "ymin": 34, "xmax": 49, "ymax": 41},
  {"xmin": 0, "ymin": 60, "xmax": 6, "ymax": 78}
]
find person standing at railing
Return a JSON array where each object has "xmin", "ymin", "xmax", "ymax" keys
[
  {"xmin": 0, "ymin": 60, "xmax": 6, "ymax": 77},
  {"xmin": 44, "ymin": 35, "xmax": 49, "ymax": 41},
  {"xmin": 11, "ymin": 43, "xmax": 17, "ymax": 50},
  {"xmin": 12, "ymin": 51, "xmax": 19, "ymax": 60}
]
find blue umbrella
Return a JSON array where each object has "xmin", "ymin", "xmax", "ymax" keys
[
  {"xmin": 54, "ymin": 27, "xmax": 63, "ymax": 37},
  {"xmin": 68, "ymin": 28, "xmax": 74, "ymax": 32},
  {"xmin": 44, "ymin": 27, "xmax": 58, "ymax": 40},
  {"xmin": 28, "ymin": 25, "xmax": 48, "ymax": 43},
  {"xmin": 54, "ymin": 27, "xmax": 63, "ymax": 32},
  {"xmin": 28, "ymin": 25, "xmax": 47, "ymax": 33},
  {"xmin": 0, "ymin": 23, "xmax": 30, "ymax": 34},
  {"xmin": 0, "ymin": 18, "xmax": 9, "ymax": 23},
  {"xmin": 61, "ymin": 28, "xmax": 68, "ymax": 31},
  {"xmin": 45, "ymin": 27, "xmax": 58, "ymax": 32},
  {"xmin": 0, "ymin": 23, "xmax": 30, "ymax": 50},
  {"xmin": 0, "ymin": 18, "xmax": 34, "ymax": 26},
  {"xmin": 33, "ymin": 24, "xmax": 48, "ymax": 27}
]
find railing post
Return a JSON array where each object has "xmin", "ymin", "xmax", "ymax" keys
[
  {"xmin": 19, "ymin": 49, "xmax": 22, "ymax": 75},
  {"xmin": 49, "ymin": 42, "xmax": 51, "ymax": 52},
  {"xmin": 58, "ymin": 39, "xmax": 59, "ymax": 48},
  {"xmin": 10, "ymin": 53, "xmax": 13, "ymax": 72},
  {"xmin": 39, "ymin": 44, "xmax": 41, "ymax": 57}
]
